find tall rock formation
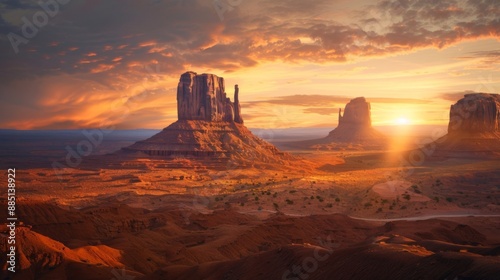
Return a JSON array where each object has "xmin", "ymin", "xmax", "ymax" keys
[
  {"xmin": 321, "ymin": 97, "xmax": 385, "ymax": 148},
  {"xmin": 337, "ymin": 97, "xmax": 372, "ymax": 129},
  {"xmin": 234, "ymin": 85, "xmax": 243, "ymax": 124},
  {"xmin": 431, "ymin": 93, "xmax": 500, "ymax": 158},
  {"xmin": 177, "ymin": 72, "xmax": 243, "ymax": 123},
  {"xmin": 121, "ymin": 72, "xmax": 297, "ymax": 169},
  {"xmin": 448, "ymin": 93, "xmax": 500, "ymax": 135},
  {"xmin": 284, "ymin": 97, "xmax": 386, "ymax": 151}
]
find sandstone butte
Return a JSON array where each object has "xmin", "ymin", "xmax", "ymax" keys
[
  {"xmin": 121, "ymin": 72, "xmax": 297, "ymax": 169},
  {"xmin": 291, "ymin": 97, "xmax": 386, "ymax": 150},
  {"xmin": 431, "ymin": 93, "xmax": 500, "ymax": 158}
]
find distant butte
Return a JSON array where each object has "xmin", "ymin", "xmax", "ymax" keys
[
  {"xmin": 121, "ymin": 72, "xmax": 298, "ymax": 169},
  {"xmin": 324, "ymin": 97, "xmax": 385, "ymax": 143},
  {"xmin": 431, "ymin": 93, "xmax": 500, "ymax": 158},
  {"xmin": 290, "ymin": 97, "xmax": 386, "ymax": 150},
  {"xmin": 448, "ymin": 93, "xmax": 500, "ymax": 136}
]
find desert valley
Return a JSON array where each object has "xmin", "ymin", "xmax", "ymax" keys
[
  {"xmin": 1, "ymin": 1, "xmax": 500, "ymax": 279},
  {"xmin": 1, "ymin": 72, "xmax": 499, "ymax": 280}
]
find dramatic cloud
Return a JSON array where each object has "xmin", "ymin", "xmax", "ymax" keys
[
  {"xmin": 438, "ymin": 90, "xmax": 487, "ymax": 101},
  {"xmin": 247, "ymin": 95, "xmax": 431, "ymax": 108},
  {"xmin": 0, "ymin": 0, "xmax": 498, "ymax": 128},
  {"xmin": 303, "ymin": 108, "xmax": 340, "ymax": 115}
]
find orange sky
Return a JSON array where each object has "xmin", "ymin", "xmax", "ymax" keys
[{"xmin": 0, "ymin": 0, "xmax": 498, "ymax": 129}]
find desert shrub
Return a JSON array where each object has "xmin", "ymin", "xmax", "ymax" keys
[
  {"xmin": 286, "ymin": 199, "xmax": 294, "ymax": 205},
  {"xmin": 446, "ymin": 197, "xmax": 453, "ymax": 202}
]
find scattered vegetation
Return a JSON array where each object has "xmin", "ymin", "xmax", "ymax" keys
[{"xmin": 411, "ymin": 185, "xmax": 422, "ymax": 194}]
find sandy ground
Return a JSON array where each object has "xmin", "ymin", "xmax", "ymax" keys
[{"xmin": 0, "ymin": 151, "xmax": 499, "ymax": 279}]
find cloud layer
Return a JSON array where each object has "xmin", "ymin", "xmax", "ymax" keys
[{"xmin": 0, "ymin": 0, "xmax": 498, "ymax": 128}]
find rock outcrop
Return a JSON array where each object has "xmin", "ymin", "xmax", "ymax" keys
[
  {"xmin": 337, "ymin": 97, "xmax": 371, "ymax": 129},
  {"xmin": 448, "ymin": 93, "xmax": 500, "ymax": 135},
  {"xmin": 234, "ymin": 85, "xmax": 243, "ymax": 124},
  {"xmin": 430, "ymin": 93, "xmax": 500, "ymax": 159},
  {"xmin": 177, "ymin": 72, "xmax": 243, "ymax": 123},
  {"xmin": 121, "ymin": 72, "xmax": 298, "ymax": 169},
  {"xmin": 287, "ymin": 97, "xmax": 386, "ymax": 150}
]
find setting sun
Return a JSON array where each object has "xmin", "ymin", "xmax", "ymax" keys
[{"xmin": 396, "ymin": 117, "xmax": 410, "ymax": 125}]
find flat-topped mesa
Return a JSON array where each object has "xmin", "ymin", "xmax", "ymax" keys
[
  {"xmin": 177, "ymin": 71, "xmax": 243, "ymax": 123},
  {"xmin": 448, "ymin": 93, "xmax": 500, "ymax": 135},
  {"xmin": 338, "ymin": 97, "xmax": 371, "ymax": 128}
]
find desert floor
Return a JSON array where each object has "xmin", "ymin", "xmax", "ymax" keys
[{"xmin": 1, "ymin": 150, "xmax": 499, "ymax": 279}]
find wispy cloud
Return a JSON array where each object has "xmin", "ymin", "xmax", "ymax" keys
[{"xmin": 0, "ymin": 0, "xmax": 498, "ymax": 129}]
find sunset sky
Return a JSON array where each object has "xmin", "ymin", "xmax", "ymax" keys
[{"xmin": 0, "ymin": 0, "xmax": 498, "ymax": 130}]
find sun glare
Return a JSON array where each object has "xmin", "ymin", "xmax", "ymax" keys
[{"xmin": 396, "ymin": 117, "xmax": 410, "ymax": 125}]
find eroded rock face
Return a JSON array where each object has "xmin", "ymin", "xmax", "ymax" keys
[
  {"xmin": 234, "ymin": 85, "xmax": 243, "ymax": 124},
  {"xmin": 448, "ymin": 93, "xmax": 500, "ymax": 134},
  {"xmin": 177, "ymin": 71, "xmax": 243, "ymax": 123},
  {"xmin": 122, "ymin": 72, "xmax": 297, "ymax": 168},
  {"xmin": 338, "ymin": 97, "xmax": 371, "ymax": 128},
  {"xmin": 292, "ymin": 97, "xmax": 386, "ymax": 150}
]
